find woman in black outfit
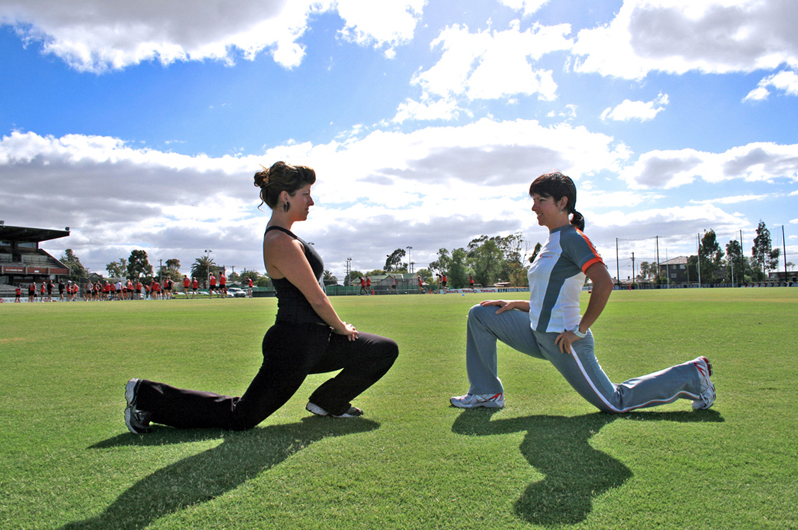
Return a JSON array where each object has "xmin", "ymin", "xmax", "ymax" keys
[{"xmin": 124, "ymin": 162, "xmax": 399, "ymax": 433}]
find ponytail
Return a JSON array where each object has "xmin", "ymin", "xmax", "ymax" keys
[{"xmin": 570, "ymin": 210, "xmax": 585, "ymax": 231}]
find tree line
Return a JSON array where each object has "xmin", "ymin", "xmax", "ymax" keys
[
  {"xmin": 636, "ymin": 221, "xmax": 791, "ymax": 285},
  {"xmin": 57, "ymin": 221, "xmax": 790, "ymax": 289},
  {"xmin": 345, "ymin": 233, "xmax": 535, "ymax": 289}
]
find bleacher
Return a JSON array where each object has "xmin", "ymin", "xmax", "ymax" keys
[{"xmin": 0, "ymin": 224, "xmax": 71, "ymax": 298}]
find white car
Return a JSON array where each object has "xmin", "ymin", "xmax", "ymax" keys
[{"xmin": 226, "ymin": 287, "xmax": 246, "ymax": 298}]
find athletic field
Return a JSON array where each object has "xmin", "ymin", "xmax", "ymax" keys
[{"xmin": 2, "ymin": 289, "xmax": 796, "ymax": 529}]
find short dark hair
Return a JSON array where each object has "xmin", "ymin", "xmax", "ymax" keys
[{"xmin": 529, "ymin": 171, "xmax": 585, "ymax": 230}]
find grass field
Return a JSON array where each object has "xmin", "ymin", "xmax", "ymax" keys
[{"xmin": 1, "ymin": 289, "xmax": 797, "ymax": 529}]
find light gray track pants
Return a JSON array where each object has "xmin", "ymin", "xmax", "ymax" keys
[{"xmin": 465, "ymin": 304, "xmax": 703, "ymax": 413}]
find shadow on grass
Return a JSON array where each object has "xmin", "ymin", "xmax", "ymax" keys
[
  {"xmin": 452, "ymin": 409, "xmax": 723, "ymax": 525},
  {"xmin": 61, "ymin": 417, "xmax": 380, "ymax": 530}
]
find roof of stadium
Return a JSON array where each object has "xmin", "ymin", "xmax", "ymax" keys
[{"xmin": 0, "ymin": 224, "xmax": 70, "ymax": 243}]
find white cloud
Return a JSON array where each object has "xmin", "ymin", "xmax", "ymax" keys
[
  {"xmin": 744, "ymin": 69, "xmax": 798, "ymax": 102},
  {"xmin": 498, "ymin": 0, "xmax": 551, "ymax": 17},
  {"xmin": 620, "ymin": 142, "xmax": 798, "ymax": 189},
  {"xmin": 3, "ymin": 123, "xmax": 786, "ymax": 279},
  {"xmin": 0, "ymin": 0, "xmax": 425, "ymax": 72},
  {"xmin": 410, "ymin": 20, "xmax": 572, "ymax": 105},
  {"xmin": 0, "ymin": 119, "xmax": 629, "ymax": 275},
  {"xmin": 336, "ymin": 0, "xmax": 425, "ymax": 58},
  {"xmin": 690, "ymin": 194, "xmax": 770, "ymax": 205},
  {"xmin": 600, "ymin": 92, "xmax": 669, "ymax": 121},
  {"xmin": 392, "ymin": 95, "xmax": 462, "ymax": 123},
  {"xmin": 571, "ymin": 0, "xmax": 798, "ymax": 80}
]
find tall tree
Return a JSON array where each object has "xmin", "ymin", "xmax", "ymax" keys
[
  {"xmin": 699, "ymin": 230, "xmax": 723, "ymax": 283},
  {"xmin": 160, "ymin": 258, "xmax": 182, "ymax": 283},
  {"xmin": 323, "ymin": 270, "xmax": 339, "ymax": 286},
  {"xmin": 428, "ymin": 248, "xmax": 451, "ymax": 276},
  {"xmin": 126, "ymin": 250, "xmax": 153, "ymax": 280},
  {"xmin": 383, "ymin": 248, "xmax": 407, "ymax": 272},
  {"xmin": 191, "ymin": 255, "xmax": 216, "ymax": 288},
  {"xmin": 495, "ymin": 233, "xmax": 527, "ymax": 286},
  {"xmin": 752, "ymin": 220, "xmax": 779, "ymax": 280},
  {"xmin": 725, "ymin": 239, "xmax": 743, "ymax": 283},
  {"xmin": 467, "ymin": 236, "xmax": 504, "ymax": 287},
  {"xmin": 60, "ymin": 249, "xmax": 88, "ymax": 282},
  {"xmin": 448, "ymin": 248, "xmax": 469, "ymax": 288},
  {"xmin": 638, "ymin": 261, "xmax": 651, "ymax": 280},
  {"xmin": 106, "ymin": 258, "xmax": 127, "ymax": 278}
]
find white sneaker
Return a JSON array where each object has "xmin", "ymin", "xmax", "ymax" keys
[
  {"xmin": 450, "ymin": 392, "xmax": 504, "ymax": 409},
  {"xmin": 124, "ymin": 378, "xmax": 152, "ymax": 434},
  {"xmin": 306, "ymin": 402, "xmax": 364, "ymax": 418},
  {"xmin": 691, "ymin": 356, "xmax": 716, "ymax": 410}
]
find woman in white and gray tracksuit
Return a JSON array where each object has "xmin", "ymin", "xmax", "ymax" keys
[{"xmin": 451, "ymin": 172, "xmax": 716, "ymax": 413}]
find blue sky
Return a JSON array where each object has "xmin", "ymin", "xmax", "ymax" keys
[{"xmin": 1, "ymin": 0, "xmax": 796, "ymax": 282}]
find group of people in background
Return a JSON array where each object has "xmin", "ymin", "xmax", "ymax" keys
[
  {"xmin": 11, "ymin": 272, "xmax": 255, "ymax": 303},
  {"xmin": 16, "ymin": 280, "xmax": 81, "ymax": 302}
]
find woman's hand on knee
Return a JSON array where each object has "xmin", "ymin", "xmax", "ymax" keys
[{"xmin": 480, "ymin": 299, "xmax": 528, "ymax": 314}]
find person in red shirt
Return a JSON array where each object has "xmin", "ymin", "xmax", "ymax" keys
[
  {"xmin": 219, "ymin": 273, "xmax": 227, "ymax": 298},
  {"xmin": 28, "ymin": 282, "xmax": 36, "ymax": 303},
  {"xmin": 150, "ymin": 280, "xmax": 161, "ymax": 300},
  {"xmin": 191, "ymin": 277, "xmax": 199, "ymax": 298},
  {"xmin": 366, "ymin": 276, "xmax": 371, "ymax": 295},
  {"xmin": 469, "ymin": 274, "xmax": 475, "ymax": 289},
  {"xmin": 183, "ymin": 276, "xmax": 190, "ymax": 298},
  {"xmin": 246, "ymin": 277, "xmax": 253, "ymax": 297},
  {"xmin": 359, "ymin": 276, "xmax": 367, "ymax": 296},
  {"xmin": 41, "ymin": 281, "xmax": 47, "ymax": 302},
  {"xmin": 417, "ymin": 275, "xmax": 424, "ymax": 294},
  {"xmin": 209, "ymin": 274, "xmax": 217, "ymax": 298},
  {"xmin": 15, "ymin": 285, "xmax": 21, "ymax": 303}
]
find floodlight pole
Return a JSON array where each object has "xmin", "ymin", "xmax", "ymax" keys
[{"xmin": 406, "ymin": 246, "xmax": 412, "ymax": 274}]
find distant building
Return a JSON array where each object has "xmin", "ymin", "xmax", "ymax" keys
[
  {"xmin": 0, "ymin": 224, "xmax": 70, "ymax": 295},
  {"xmin": 660, "ymin": 256, "xmax": 689, "ymax": 285}
]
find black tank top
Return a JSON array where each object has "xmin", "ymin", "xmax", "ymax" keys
[{"xmin": 265, "ymin": 226, "xmax": 326, "ymax": 325}]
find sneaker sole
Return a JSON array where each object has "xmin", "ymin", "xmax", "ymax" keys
[
  {"xmin": 306, "ymin": 402, "xmax": 363, "ymax": 418},
  {"xmin": 450, "ymin": 398, "xmax": 505, "ymax": 409},
  {"xmin": 125, "ymin": 378, "xmax": 139, "ymax": 408},
  {"xmin": 124, "ymin": 407, "xmax": 151, "ymax": 434},
  {"xmin": 691, "ymin": 357, "xmax": 715, "ymax": 410}
]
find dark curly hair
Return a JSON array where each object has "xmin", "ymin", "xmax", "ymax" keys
[{"xmin": 254, "ymin": 161, "xmax": 316, "ymax": 210}]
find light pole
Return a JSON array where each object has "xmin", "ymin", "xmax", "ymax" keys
[
  {"xmin": 346, "ymin": 257, "xmax": 352, "ymax": 287},
  {"xmin": 406, "ymin": 246, "xmax": 412, "ymax": 274}
]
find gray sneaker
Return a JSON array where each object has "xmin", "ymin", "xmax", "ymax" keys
[
  {"xmin": 450, "ymin": 392, "xmax": 505, "ymax": 408},
  {"xmin": 124, "ymin": 378, "xmax": 153, "ymax": 433},
  {"xmin": 306, "ymin": 402, "xmax": 364, "ymax": 418},
  {"xmin": 691, "ymin": 357, "xmax": 716, "ymax": 410}
]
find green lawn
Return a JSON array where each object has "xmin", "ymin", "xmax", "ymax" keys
[{"xmin": 1, "ymin": 289, "xmax": 796, "ymax": 529}]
